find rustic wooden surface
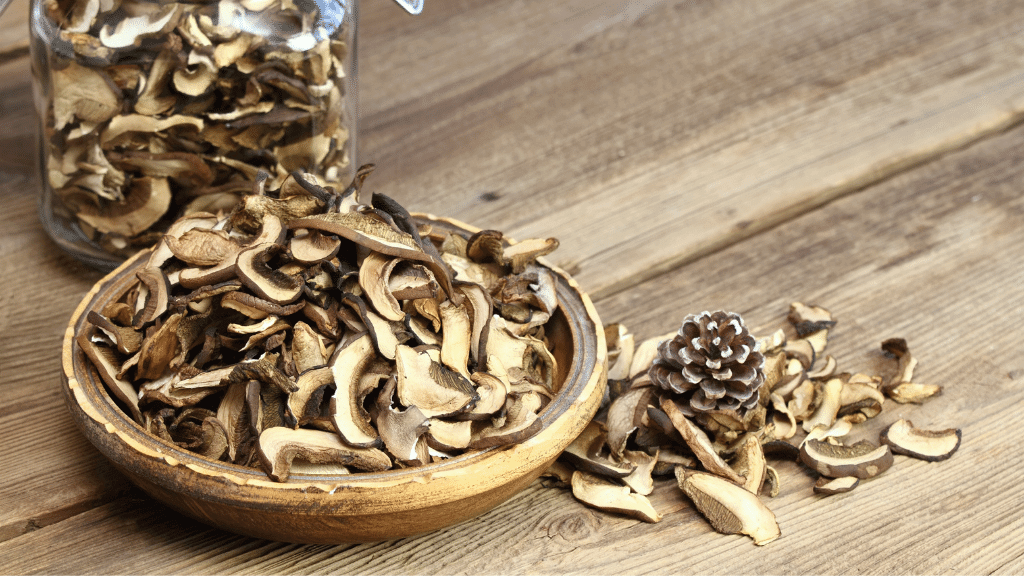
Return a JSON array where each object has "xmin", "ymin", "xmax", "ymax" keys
[{"xmin": 1, "ymin": 0, "xmax": 1023, "ymax": 573}]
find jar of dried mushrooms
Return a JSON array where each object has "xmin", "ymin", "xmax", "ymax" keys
[{"xmin": 30, "ymin": 0, "xmax": 358, "ymax": 268}]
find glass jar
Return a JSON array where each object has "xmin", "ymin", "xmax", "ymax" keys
[{"xmin": 30, "ymin": 0, "xmax": 358, "ymax": 269}]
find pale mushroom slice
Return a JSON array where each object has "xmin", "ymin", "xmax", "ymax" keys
[
  {"xmin": 886, "ymin": 382, "xmax": 943, "ymax": 404},
  {"xmin": 880, "ymin": 419, "xmax": 961, "ymax": 462},
  {"xmin": 395, "ymin": 344, "xmax": 477, "ymax": 418},
  {"xmin": 802, "ymin": 376, "xmax": 844, "ymax": 433},
  {"xmin": 439, "ymin": 299, "xmax": 473, "ymax": 380},
  {"xmin": 165, "ymin": 228, "xmax": 241, "ymax": 267},
  {"xmin": 289, "ymin": 230, "xmax": 341, "ymax": 264},
  {"xmin": 838, "ymin": 381, "xmax": 885, "ymax": 419},
  {"xmin": 800, "ymin": 439, "xmax": 893, "ymax": 479},
  {"xmin": 762, "ymin": 465, "xmax": 781, "ymax": 498},
  {"xmin": 236, "ymin": 243, "xmax": 304, "ymax": 305},
  {"xmin": 358, "ymin": 252, "xmax": 404, "ymax": 321},
  {"xmin": 217, "ymin": 382, "xmax": 251, "ymax": 462},
  {"xmin": 621, "ymin": 449, "xmax": 658, "ymax": 496},
  {"xmin": 461, "ymin": 372, "xmax": 509, "ymax": 420},
  {"xmin": 426, "ymin": 418, "xmax": 473, "ymax": 451},
  {"xmin": 257, "ymin": 427, "xmax": 391, "ymax": 482},
  {"xmin": 788, "ymin": 302, "xmax": 835, "ymax": 336},
  {"xmin": 605, "ymin": 323, "xmax": 636, "ymax": 382},
  {"xmin": 291, "ymin": 321, "xmax": 327, "ymax": 374},
  {"xmin": 676, "ymin": 468, "xmax": 780, "ymax": 545},
  {"xmin": 730, "ymin": 435, "xmax": 767, "ymax": 495},
  {"xmin": 328, "ymin": 333, "xmax": 382, "ymax": 448},
  {"xmin": 813, "ymin": 476, "xmax": 859, "ymax": 495},
  {"xmin": 146, "ymin": 213, "xmax": 220, "ymax": 269},
  {"xmin": 389, "ymin": 263, "xmax": 441, "ymax": 301},
  {"xmin": 561, "ymin": 421, "xmax": 636, "ymax": 479},
  {"xmin": 628, "ymin": 331, "xmax": 676, "ymax": 379},
  {"xmin": 605, "ymin": 387, "xmax": 655, "ymax": 459},
  {"xmin": 483, "ymin": 316, "xmax": 557, "ymax": 391},
  {"xmin": 660, "ymin": 397, "xmax": 745, "ymax": 485},
  {"xmin": 571, "ymin": 471, "xmax": 661, "ymax": 523},
  {"xmin": 287, "ymin": 366, "xmax": 334, "ymax": 427},
  {"xmin": 469, "ymin": 392, "xmax": 544, "ymax": 449},
  {"xmin": 52, "ymin": 61, "xmax": 122, "ymax": 130},
  {"xmin": 99, "ymin": 3, "xmax": 180, "ymax": 49},
  {"xmin": 77, "ymin": 177, "xmax": 172, "ymax": 244}
]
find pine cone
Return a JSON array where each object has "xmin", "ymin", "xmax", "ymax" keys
[{"xmin": 649, "ymin": 310, "xmax": 765, "ymax": 415}]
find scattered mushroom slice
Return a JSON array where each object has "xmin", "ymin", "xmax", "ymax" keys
[
  {"xmin": 621, "ymin": 449, "xmax": 658, "ymax": 496},
  {"xmin": 788, "ymin": 302, "xmax": 835, "ymax": 336},
  {"xmin": 762, "ymin": 465, "xmax": 781, "ymax": 498},
  {"xmin": 783, "ymin": 338, "xmax": 816, "ymax": 370},
  {"xmin": 257, "ymin": 427, "xmax": 391, "ymax": 482},
  {"xmin": 731, "ymin": 435, "xmax": 767, "ymax": 495},
  {"xmin": 217, "ymin": 382, "xmax": 251, "ymax": 462},
  {"xmin": 572, "ymin": 471, "xmax": 661, "ymax": 523},
  {"xmin": 165, "ymin": 228, "xmax": 241, "ymax": 267},
  {"xmin": 887, "ymin": 382, "xmax": 943, "ymax": 404},
  {"xmin": 133, "ymin": 266, "xmax": 171, "ymax": 327},
  {"xmin": 629, "ymin": 332, "xmax": 674, "ymax": 379},
  {"xmin": 806, "ymin": 355, "xmax": 837, "ymax": 380},
  {"xmin": 328, "ymin": 333, "xmax": 382, "ymax": 448},
  {"xmin": 802, "ymin": 376, "xmax": 844, "ymax": 433},
  {"xmin": 800, "ymin": 439, "xmax": 893, "ymax": 479},
  {"xmin": 814, "ymin": 476, "xmax": 859, "ymax": 495},
  {"xmin": 561, "ymin": 421, "xmax": 636, "ymax": 478},
  {"xmin": 676, "ymin": 468, "xmax": 780, "ymax": 545},
  {"xmin": 660, "ymin": 397, "xmax": 745, "ymax": 485},
  {"xmin": 605, "ymin": 387, "xmax": 654, "ymax": 458},
  {"xmin": 605, "ymin": 323, "xmax": 635, "ymax": 382},
  {"xmin": 881, "ymin": 419, "xmax": 961, "ymax": 462},
  {"xmin": 291, "ymin": 322, "xmax": 327, "ymax": 374}
]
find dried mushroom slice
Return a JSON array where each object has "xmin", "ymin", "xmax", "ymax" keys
[
  {"xmin": 328, "ymin": 333, "xmax": 382, "ymax": 448},
  {"xmin": 800, "ymin": 439, "xmax": 893, "ymax": 479},
  {"xmin": 880, "ymin": 419, "xmax": 961, "ymax": 462},
  {"xmin": 605, "ymin": 387, "xmax": 655, "ymax": 458},
  {"xmin": 676, "ymin": 468, "xmax": 780, "ymax": 545},
  {"xmin": 660, "ymin": 397, "xmax": 745, "ymax": 485},
  {"xmin": 257, "ymin": 427, "xmax": 391, "ymax": 482},
  {"xmin": 395, "ymin": 344, "xmax": 477, "ymax": 418},
  {"xmin": 886, "ymin": 382, "xmax": 942, "ymax": 404},
  {"xmin": 469, "ymin": 392, "xmax": 544, "ymax": 449},
  {"xmin": 236, "ymin": 244, "xmax": 304, "ymax": 305},
  {"xmin": 78, "ymin": 327, "xmax": 143, "ymax": 422},
  {"xmin": 620, "ymin": 449, "xmax": 658, "ymax": 496},
  {"xmin": 571, "ymin": 471, "xmax": 661, "ymax": 523},
  {"xmin": 814, "ymin": 476, "xmax": 859, "ymax": 495},
  {"xmin": 561, "ymin": 421, "xmax": 636, "ymax": 479},
  {"xmin": 376, "ymin": 377, "xmax": 431, "ymax": 465}
]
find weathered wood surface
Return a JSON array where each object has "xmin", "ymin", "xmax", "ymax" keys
[{"xmin": 1, "ymin": 0, "xmax": 1023, "ymax": 573}]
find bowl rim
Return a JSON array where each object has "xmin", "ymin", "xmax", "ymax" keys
[{"xmin": 62, "ymin": 213, "xmax": 607, "ymax": 511}]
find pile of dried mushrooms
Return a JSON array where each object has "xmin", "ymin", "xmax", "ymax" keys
[
  {"xmin": 78, "ymin": 166, "xmax": 565, "ymax": 481},
  {"xmin": 39, "ymin": 0, "xmax": 354, "ymax": 257},
  {"xmin": 549, "ymin": 303, "xmax": 960, "ymax": 545}
]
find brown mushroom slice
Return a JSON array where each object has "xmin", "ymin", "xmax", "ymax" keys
[
  {"xmin": 439, "ymin": 299, "xmax": 473, "ymax": 380},
  {"xmin": 77, "ymin": 177, "xmax": 172, "ymax": 240},
  {"xmin": 358, "ymin": 252, "xmax": 404, "ymax": 321},
  {"xmin": 394, "ymin": 344, "xmax": 477, "ymax": 418},
  {"xmin": 52, "ymin": 62, "xmax": 121, "ymax": 130},
  {"xmin": 289, "ymin": 212, "xmax": 454, "ymax": 298},
  {"xmin": 803, "ymin": 330, "xmax": 829, "ymax": 357},
  {"xmin": 136, "ymin": 312, "xmax": 183, "ymax": 380},
  {"xmin": 887, "ymin": 382, "xmax": 943, "ymax": 404},
  {"xmin": 462, "ymin": 372, "xmax": 509, "ymax": 420},
  {"xmin": 731, "ymin": 435, "xmax": 767, "ymax": 495},
  {"xmin": 389, "ymin": 263, "xmax": 440, "ymax": 301},
  {"xmin": 291, "ymin": 321, "xmax": 327, "ymax": 374},
  {"xmin": 257, "ymin": 427, "xmax": 391, "ymax": 482},
  {"xmin": 561, "ymin": 421, "xmax": 636, "ymax": 479},
  {"xmin": 605, "ymin": 324, "xmax": 635, "ymax": 382},
  {"xmin": 800, "ymin": 439, "xmax": 893, "ymax": 479},
  {"xmin": 287, "ymin": 366, "xmax": 334, "ymax": 427},
  {"xmin": 145, "ymin": 213, "xmax": 220, "ymax": 269},
  {"xmin": 290, "ymin": 230, "xmax": 341, "ymax": 264},
  {"xmin": 605, "ymin": 387, "xmax": 655, "ymax": 459},
  {"xmin": 881, "ymin": 338, "xmax": 917, "ymax": 389},
  {"xmin": 77, "ymin": 328, "xmax": 143, "ymax": 423},
  {"xmin": 426, "ymin": 418, "xmax": 473, "ymax": 451},
  {"xmin": 787, "ymin": 376, "xmax": 817, "ymax": 421},
  {"xmin": 839, "ymin": 381, "xmax": 885, "ymax": 416},
  {"xmin": 236, "ymin": 243, "xmax": 303, "ymax": 305},
  {"xmin": 164, "ymin": 228, "xmax": 241, "ymax": 267},
  {"xmin": 813, "ymin": 476, "xmax": 859, "ymax": 495},
  {"xmin": 675, "ymin": 468, "xmax": 780, "ymax": 545},
  {"xmin": 484, "ymin": 317, "xmax": 557, "ymax": 391},
  {"xmin": 806, "ymin": 355, "xmax": 837, "ymax": 380},
  {"xmin": 783, "ymin": 338, "xmax": 816, "ymax": 370},
  {"xmin": 660, "ymin": 397, "xmax": 745, "ymax": 485},
  {"xmin": 762, "ymin": 465, "xmax": 781, "ymax": 498},
  {"xmin": 802, "ymin": 376, "xmax": 844, "ymax": 433},
  {"xmin": 469, "ymin": 392, "xmax": 544, "ymax": 449},
  {"xmin": 571, "ymin": 471, "xmax": 661, "ymax": 523},
  {"xmin": 133, "ymin": 266, "xmax": 171, "ymax": 328},
  {"xmin": 376, "ymin": 377, "xmax": 431, "ymax": 464},
  {"xmin": 621, "ymin": 449, "xmax": 658, "ymax": 496},
  {"xmin": 880, "ymin": 419, "xmax": 961, "ymax": 462},
  {"xmin": 99, "ymin": 3, "xmax": 179, "ymax": 48},
  {"xmin": 769, "ymin": 393, "xmax": 797, "ymax": 440},
  {"xmin": 221, "ymin": 291, "xmax": 304, "ymax": 320},
  {"xmin": 503, "ymin": 237, "xmax": 559, "ymax": 274},
  {"xmin": 788, "ymin": 302, "xmax": 836, "ymax": 336},
  {"xmin": 328, "ymin": 333, "xmax": 382, "ymax": 448},
  {"xmin": 86, "ymin": 311, "xmax": 142, "ymax": 355},
  {"xmin": 217, "ymin": 382, "xmax": 251, "ymax": 462}
]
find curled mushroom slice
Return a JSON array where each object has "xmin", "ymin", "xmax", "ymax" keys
[
  {"xmin": 257, "ymin": 427, "xmax": 391, "ymax": 482},
  {"xmin": 328, "ymin": 333, "xmax": 382, "ymax": 448},
  {"xmin": 236, "ymin": 243, "xmax": 303, "ymax": 305},
  {"xmin": 605, "ymin": 323, "xmax": 635, "ymax": 382},
  {"xmin": 813, "ymin": 476, "xmax": 859, "ymax": 495},
  {"xmin": 881, "ymin": 419, "xmax": 961, "ymax": 462},
  {"xmin": 660, "ymin": 397, "xmax": 745, "ymax": 485},
  {"xmin": 800, "ymin": 439, "xmax": 893, "ymax": 479},
  {"xmin": 291, "ymin": 321, "xmax": 327, "ymax": 374},
  {"xmin": 394, "ymin": 345, "xmax": 477, "ymax": 418},
  {"xmin": 571, "ymin": 471, "xmax": 661, "ymax": 523},
  {"xmin": 133, "ymin": 266, "xmax": 171, "ymax": 328},
  {"xmin": 165, "ymin": 228, "xmax": 241, "ymax": 267},
  {"xmin": 462, "ymin": 372, "xmax": 509, "ymax": 420},
  {"xmin": 561, "ymin": 421, "xmax": 636, "ymax": 479},
  {"xmin": 621, "ymin": 449, "xmax": 658, "ymax": 496},
  {"xmin": 86, "ymin": 311, "xmax": 142, "ymax": 355},
  {"xmin": 788, "ymin": 302, "xmax": 835, "ymax": 336},
  {"xmin": 287, "ymin": 366, "xmax": 334, "ymax": 427},
  {"xmin": 484, "ymin": 317, "xmax": 557, "ymax": 391},
  {"xmin": 376, "ymin": 377, "xmax": 431, "ymax": 464},
  {"xmin": 77, "ymin": 328, "xmax": 143, "ymax": 422},
  {"xmin": 676, "ymin": 468, "xmax": 780, "ymax": 545},
  {"xmin": 731, "ymin": 435, "xmax": 767, "ymax": 495},
  {"xmin": 217, "ymin": 382, "xmax": 251, "ymax": 463},
  {"xmin": 439, "ymin": 299, "xmax": 473, "ymax": 380},
  {"xmin": 358, "ymin": 252, "xmax": 404, "ymax": 321},
  {"xmin": 469, "ymin": 392, "xmax": 544, "ymax": 449},
  {"xmin": 802, "ymin": 376, "xmax": 844, "ymax": 433},
  {"xmin": 426, "ymin": 418, "xmax": 473, "ymax": 451},
  {"xmin": 886, "ymin": 382, "xmax": 943, "ymax": 404},
  {"xmin": 290, "ymin": 230, "xmax": 341, "ymax": 264},
  {"xmin": 605, "ymin": 387, "xmax": 654, "ymax": 459}
]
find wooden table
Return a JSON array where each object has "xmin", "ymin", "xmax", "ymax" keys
[{"xmin": 2, "ymin": 1, "xmax": 1023, "ymax": 573}]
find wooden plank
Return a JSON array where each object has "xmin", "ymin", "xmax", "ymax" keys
[
  {"xmin": 357, "ymin": 0, "xmax": 1024, "ymax": 300},
  {"xmin": 0, "ymin": 0, "xmax": 28, "ymax": 63},
  {"xmin": 3, "ymin": 90, "xmax": 1023, "ymax": 575}
]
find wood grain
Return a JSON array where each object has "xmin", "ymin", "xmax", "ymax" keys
[
  {"xmin": 3, "ymin": 88, "xmax": 1023, "ymax": 575},
  {"xmin": 357, "ymin": 0, "xmax": 1024, "ymax": 299}
]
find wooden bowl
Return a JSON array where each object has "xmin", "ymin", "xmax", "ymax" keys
[{"xmin": 60, "ymin": 214, "xmax": 606, "ymax": 544}]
